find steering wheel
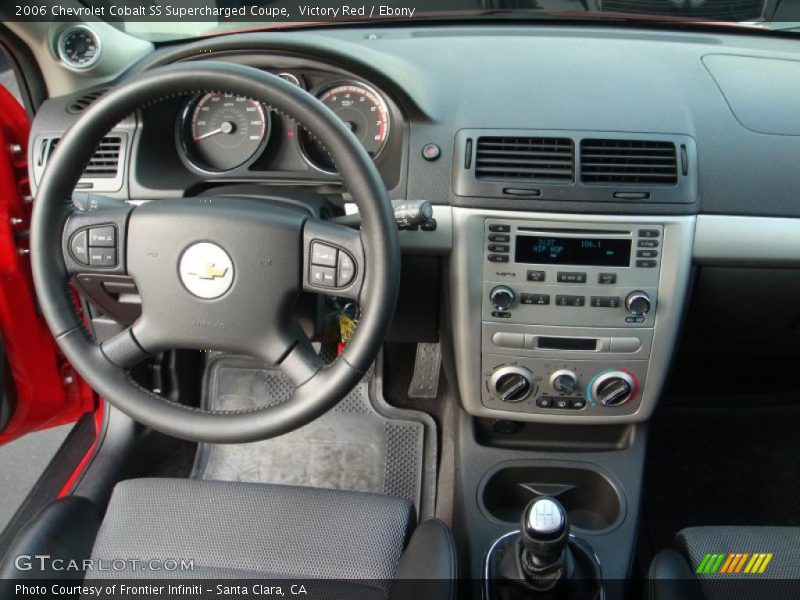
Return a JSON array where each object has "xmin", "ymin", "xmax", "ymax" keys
[{"xmin": 30, "ymin": 62, "xmax": 400, "ymax": 443}]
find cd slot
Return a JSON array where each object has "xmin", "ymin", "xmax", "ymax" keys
[
  {"xmin": 537, "ymin": 336, "xmax": 598, "ymax": 351},
  {"xmin": 516, "ymin": 227, "xmax": 631, "ymax": 236}
]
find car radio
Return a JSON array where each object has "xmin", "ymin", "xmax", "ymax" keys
[{"xmin": 481, "ymin": 218, "xmax": 664, "ymax": 417}]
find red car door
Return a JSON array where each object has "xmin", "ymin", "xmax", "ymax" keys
[{"xmin": 0, "ymin": 83, "xmax": 95, "ymax": 446}]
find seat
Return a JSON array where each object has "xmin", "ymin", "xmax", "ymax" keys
[
  {"xmin": 1, "ymin": 478, "xmax": 456, "ymax": 599},
  {"xmin": 648, "ymin": 526, "xmax": 800, "ymax": 600}
]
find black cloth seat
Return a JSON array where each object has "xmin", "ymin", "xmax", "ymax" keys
[
  {"xmin": 648, "ymin": 526, "xmax": 800, "ymax": 600},
  {"xmin": 1, "ymin": 478, "xmax": 456, "ymax": 599}
]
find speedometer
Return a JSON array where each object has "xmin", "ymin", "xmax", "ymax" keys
[
  {"xmin": 299, "ymin": 82, "xmax": 391, "ymax": 173},
  {"xmin": 179, "ymin": 92, "xmax": 270, "ymax": 173}
]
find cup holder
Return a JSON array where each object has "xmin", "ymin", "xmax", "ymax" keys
[{"xmin": 479, "ymin": 461, "xmax": 625, "ymax": 532}]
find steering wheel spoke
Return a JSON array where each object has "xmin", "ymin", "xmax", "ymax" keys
[
  {"xmin": 303, "ymin": 218, "xmax": 365, "ymax": 301},
  {"xmin": 100, "ymin": 327, "xmax": 151, "ymax": 369},
  {"xmin": 275, "ymin": 335, "xmax": 325, "ymax": 388},
  {"xmin": 62, "ymin": 204, "xmax": 132, "ymax": 277}
]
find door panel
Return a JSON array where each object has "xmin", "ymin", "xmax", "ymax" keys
[{"xmin": 0, "ymin": 82, "xmax": 94, "ymax": 445}]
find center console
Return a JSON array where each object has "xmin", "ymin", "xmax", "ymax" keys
[{"xmin": 450, "ymin": 209, "xmax": 695, "ymax": 424}]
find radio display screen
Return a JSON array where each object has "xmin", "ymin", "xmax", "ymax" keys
[{"xmin": 515, "ymin": 236, "xmax": 631, "ymax": 266}]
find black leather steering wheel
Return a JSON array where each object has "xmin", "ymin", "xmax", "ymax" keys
[{"xmin": 30, "ymin": 62, "xmax": 400, "ymax": 443}]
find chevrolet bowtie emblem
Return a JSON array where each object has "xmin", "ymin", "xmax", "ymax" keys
[
  {"xmin": 189, "ymin": 263, "xmax": 229, "ymax": 281},
  {"xmin": 179, "ymin": 242, "xmax": 234, "ymax": 299}
]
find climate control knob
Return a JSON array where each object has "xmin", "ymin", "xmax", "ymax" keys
[
  {"xmin": 489, "ymin": 366, "xmax": 534, "ymax": 403},
  {"xmin": 625, "ymin": 291, "xmax": 652, "ymax": 316},
  {"xmin": 550, "ymin": 369, "xmax": 578, "ymax": 395},
  {"xmin": 591, "ymin": 371, "xmax": 637, "ymax": 407},
  {"xmin": 490, "ymin": 286, "xmax": 516, "ymax": 312}
]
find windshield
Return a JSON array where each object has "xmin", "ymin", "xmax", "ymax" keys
[{"xmin": 81, "ymin": 0, "xmax": 797, "ymax": 41}]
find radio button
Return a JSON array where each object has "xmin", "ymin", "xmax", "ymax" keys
[
  {"xmin": 557, "ymin": 272, "xmax": 587, "ymax": 284},
  {"xmin": 556, "ymin": 295, "xmax": 586, "ymax": 307},
  {"xmin": 638, "ymin": 239, "xmax": 659, "ymax": 248},
  {"xmin": 488, "ymin": 254, "xmax": 510, "ymax": 263},
  {"xmin": 638, "ymin": 229, "xmax": 660, "ymax": 238},
  {"xmin": 598, "ymin": 273, "xmax": 617, "ymax": 285},
  {"xmin": 591, "ymin": 296, "xmax": 621, "ymax": 308},
  {"xmin": 636, "ymin": 259, "xmax": 658, "ymax": 268},
  {"xmin": 636, "ymin": 249, "xmax": 658, "ymax": 258},
  {"xmin": 527, "ymin": 270, "xmax": 546, "ymax": 282},
  {"xmin": 520, "ymin": 293, "xmax": 550, "ymax": 305},
  {"xmin": 488, "ymin": 234, "xmax": 510, "ymax": 243},
  {"xmin": 492, "ymin": 332, "xmax": 525, "ymax": 349},
  {"xmin": 487, "ymin": 244, "xmax": 510, "ymax": 253},
  {"xmin": 489, "ymin": 224, "xmax": 510, "ymax": 233}
]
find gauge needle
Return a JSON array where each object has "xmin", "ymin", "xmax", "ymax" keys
[{"xmin": 194, "ymin": 121, "xmax": 234, "ymax": 142}]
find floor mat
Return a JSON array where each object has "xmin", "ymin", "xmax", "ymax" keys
[
  {"xmin": 192, "ymin": 354, "xmax": 437, "ymax": 518},
  {"xmin": 643, "ymin": 397, "xmax": 800, "ymax": 556}
]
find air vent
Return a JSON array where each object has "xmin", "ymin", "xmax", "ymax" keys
[
  {"xmin": 580, "ymin": 139, "xmax": 678, "ymax": 185},
  {"xmin": 475, "ymin": 137, "xmax": 574, "ymax": 182},
  {"xmin": 46, "ymin": 136, "xmax": 122, "ymax": 178},
  {"xmin": 600, "ymin": 0, "xmax": 764, "ymax": 21},
  {"xmin": 66, "ymin": 88, "xmax": 108, "ymax": 114}
]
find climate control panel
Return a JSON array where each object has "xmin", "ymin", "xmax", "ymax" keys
[{"xmin": 482, "ymin": 355, "xmax": 647, "ymax": 417}]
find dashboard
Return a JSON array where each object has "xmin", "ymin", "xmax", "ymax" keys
[{"xmin": 26, "ymin": 23, "xmax": 800, "ymax": 425}]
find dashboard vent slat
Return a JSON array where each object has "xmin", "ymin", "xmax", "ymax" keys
[
  {"xmin": 66, "ymin": 88, "xmax": 109, "ymax": 114},
  {"xmin": 47, "ymin": 136, "xmax": 122, "ymax": 178},
  {"xmin": 475, "ymin": 136, "xmax": 574, "ymax": 182},
  {"xmin": 580, "ymin": 139, "xmax": 678, "ymax": 185}
]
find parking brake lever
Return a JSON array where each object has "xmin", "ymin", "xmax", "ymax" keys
[{"xmin": 331, "ymin": 199, "xmax": 435, "ymax": 230}]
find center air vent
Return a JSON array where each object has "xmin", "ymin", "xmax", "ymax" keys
[
  {"xmin": 580, "ymin": 139, "xmax": 678, "ymax": 185},
  {"xmin": 475, "ymin": 136, "xmax": 574, "ymax": 182},
  {"xmin": 43, "ymin": 136, "xmax": 122, "ymax": 178},
  {"xmin": 67, "ymin": 88, "xmax": 108, "ymax": 114}
]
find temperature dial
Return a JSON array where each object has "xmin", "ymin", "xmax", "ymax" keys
[
  {"xmin": 590, "ymin": 371, "xmax": 637, "ymax": 407},
  {"xmin": 625, "ymin": 291, "xmax": 652, "ymax": 316},
  {"xmin": 489, "ymin": 366, "xmax": 534, "ymax": 403},
  {"xmin": 550, "ymin": 370, "xmax": 578, "ymax": 395},
  {"xmin": 490, "ymin": 286, "xmax": 516, "ymax": 312}
]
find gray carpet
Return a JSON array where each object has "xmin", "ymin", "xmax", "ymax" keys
[{"xmin": 192, "ymin": 355, "xmax": 437, "ymax": 518}]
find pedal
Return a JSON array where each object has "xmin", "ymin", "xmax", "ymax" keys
[{"xmin": 407, "ymin": 342, "xmax": 441, "ymax": 399}]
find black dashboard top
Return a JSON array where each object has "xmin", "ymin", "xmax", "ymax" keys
[{"xmin": 29, "ymin": 24, "xmax": 800, "ymax": 218}]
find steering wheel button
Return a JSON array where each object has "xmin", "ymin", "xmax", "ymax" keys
[
  {"xmin": 69, "ymin": 229, "xmax": 89, "ymax": 265},
  {"xmin": 89, "ymin": 248, "xmax": 116, "ymax": 268},
  {"xmin": 311, "ymin": 242, "xmax": 337, "ymax": 267},
  {"xmin": 337, "ymin": 253, "xmax": 355, "ymax": 287},
  {"xmin": 88, "ymin": 225, "xmax": 116, "ymax": 247},
  {"xmin": 310, "ymin": 265, "xmax": 336, "ymax": 287}
]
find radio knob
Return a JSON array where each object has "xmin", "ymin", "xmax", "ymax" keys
[
  {"xmin": 550, "ymin": 369, "xmax": 578, "ymax": 395},
  {"xmin": 490, "ymin": 285, "xmax": 516, "ymax": 311},
  {"xmin": 490, "ymin": 366, "xmax": 534, "ymax": 403},
  {"xmin": 591, "ymin": 371, "xmax": 637, "ymax": 407},
  {"xmin": 625, "ymin": 291, "xmax": 652, "ymax": 316}
]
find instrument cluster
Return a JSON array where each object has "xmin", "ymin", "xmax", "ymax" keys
[{"xmin": 175, "ymin": 71, "xmax": 395, "ymax": 177}]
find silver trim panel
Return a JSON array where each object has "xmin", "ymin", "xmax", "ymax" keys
[
  {"xmin": 451, "ymin": 208, "xmax": 695, "ymax": 424},
  {"xmin": 694, "ymin": 215, "xmax": 800, "ymax": 266}
]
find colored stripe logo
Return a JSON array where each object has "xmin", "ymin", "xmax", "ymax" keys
[{"xmin": 696, "ymin": 552, "xmax": 773, "ymax": 575}]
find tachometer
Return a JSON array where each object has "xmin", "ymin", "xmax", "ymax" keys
[
  {"xmin": 179, "ymin": 92, "xmax": 270, "ymax": 173},
  {"xmin": 299, "ymin": 82, "xmax": 391, "ymax": 173}
]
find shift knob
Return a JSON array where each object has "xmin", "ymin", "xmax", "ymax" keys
[{"xmin": 520, "ymin": 497, "xmax": 570, "ymax": 570}]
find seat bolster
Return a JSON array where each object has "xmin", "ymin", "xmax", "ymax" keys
[
  {"xmin": 392, "ymin": 518, "xmax": 457, "ymax": 600},
  {"xmin": 0, "ymin": 496, "xmax": 102, "ymax": 580},
  {"xmin": 647, "ymin": 548, "xmax": 705, "ymax": 600}
]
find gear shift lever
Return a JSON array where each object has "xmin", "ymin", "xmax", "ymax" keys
[
  {"xmin": 519, "ymin": 497, "xmax": 570, "ymax": 590},
  {"xmin": 488, "ymin": 496, "xmax": 602, "ymax": 600}
]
